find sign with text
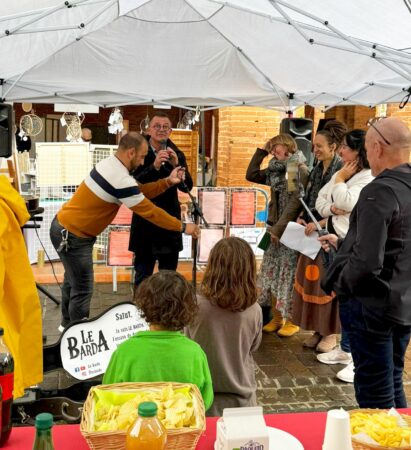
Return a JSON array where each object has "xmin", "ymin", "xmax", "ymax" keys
[
  {"xmin": 60, "ymin": 302, "xmax": 148, "ymax": 380},
  {"xmin": 107, "ymin": 228, "xmax": 133, "ymax": 266},
  {"xmin": 230, "ymin": 191, "xmax": 256, "ymax": 226}
]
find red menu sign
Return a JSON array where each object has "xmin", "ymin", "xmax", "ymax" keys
[
  {"xmin": 108, "ymin": 230, "xmax": 133, "ymax": 266},
  {"xmin": 230, "ymin": 191, "xmax": 256, "ymax": 225},
  {"xmin": 111, "ymin": 204, "xmax": 133, "ymax": 225}
]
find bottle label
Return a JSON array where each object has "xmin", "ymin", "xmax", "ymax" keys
[{"xmin": 0, "ymin": 373, "xmax": 14, "ymax": 401}]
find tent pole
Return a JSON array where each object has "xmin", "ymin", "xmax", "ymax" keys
[{"xmin": 201, "ymin": 109, "xmax": 206, "ymax": 187}]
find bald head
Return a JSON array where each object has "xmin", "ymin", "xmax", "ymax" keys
[
  {"xmin": 81, "ymin": 128, "xmax": 92, "ymax": 142},
  {"xmin": 365, "ymin": 117, "xmax": 411, "ymax": 176},
  {"xmin": 378, "ymin": 117, "xmax": 411, "ymax": 150}
]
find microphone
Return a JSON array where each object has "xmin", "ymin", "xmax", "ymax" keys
[{"xmin": 160, "ymin": 139, "xmax": 168, "ymax": 166}]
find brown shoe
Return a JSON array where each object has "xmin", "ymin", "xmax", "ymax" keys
[
  {"xmin": 316, "ymin": 334, "xmax": 337, "ymax": 353},
  {"xmin": 303, "ymin": 332, "xmax": 322, "ymax": 348}
]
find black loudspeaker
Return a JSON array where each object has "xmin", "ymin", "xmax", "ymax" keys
[
  {"xmin": 280, "ymin": 118, "xmax": 314, "ymax": 168},
  {"xmin": 0, "ymin": 104, "xmax": 13, "ymax": 158}
]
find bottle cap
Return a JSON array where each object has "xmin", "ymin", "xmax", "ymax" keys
[
  {"xmin": 0, "ymin": 328, "xmax": 3, "ymax": 336},
  {"xmin": 35, "ymin": 413, "xmax": 54, "ymax": 430},
  {"xmin": 138, "ymin": 401, "xmax": 158, "ymax": 417}
]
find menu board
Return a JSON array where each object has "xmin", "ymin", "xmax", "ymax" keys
[
  {"xmin": 111, "ymin": 204, "xmax": 133, "ymax": 225},
  {"xmin": 107, "ymin": 229, "xmax": 133, "ymax": 266},
  {"xmin": 230, "ymin": 191, "xmax": 256, "ymax": 226},
  {"xmin": 200, "ymin": 189, "xmax": 226, "ymax": 225}
]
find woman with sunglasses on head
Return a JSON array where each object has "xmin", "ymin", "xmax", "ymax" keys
[
  {"xmin": 314, "ymin": 129, "xmax": 373, "ymax": 382},
  {"xmin": 246, "ymin": 134, "xmax": 309, "ymax": 337},
  {"xmin": 291, "ymin": 120, "xmax": 347, "ymax": 353}
]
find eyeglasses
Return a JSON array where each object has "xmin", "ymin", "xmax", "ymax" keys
[
  {"xmin": 367, "ymin": 117, "xmax": 391, "ymax": 146},
  {"xmin": 151, "ymin": 124, "xmax": 171, "ymax": 131}
]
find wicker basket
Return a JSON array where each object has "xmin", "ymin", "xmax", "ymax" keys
[
  {"xmin": 350, "ymin": 409, "xmax": 411, "ymax": 450},
  {"xmin": 80, "ymin": 382, "xmax": 206, "ymax": 450}
]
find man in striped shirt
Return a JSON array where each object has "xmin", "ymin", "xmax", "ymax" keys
[{"xmin": 50, "ymin": 132, "xmax": 199, "ymax": 331}]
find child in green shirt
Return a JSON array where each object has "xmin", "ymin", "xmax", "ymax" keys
[{"xmin": 103, "ymin": 271, "xmax": 213, "ymax": 410}]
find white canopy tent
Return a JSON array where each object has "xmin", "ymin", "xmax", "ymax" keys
[{"xmin": 0, "ymin": 0, "xmax": 410, "ymax": 112}]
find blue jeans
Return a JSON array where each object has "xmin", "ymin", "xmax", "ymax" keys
[
  {"xmin": 338, "ymin": 299, "xmax": 351, "ymax": 353},
  {"xmin": 50, "ymin": 217, "xmax": 96, "ymax": 327},
  {"xmin": 339, "ymin": 297, "xmax": 411, "ymax": 408}
]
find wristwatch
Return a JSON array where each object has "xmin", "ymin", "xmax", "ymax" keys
[{"xmin": 181, "ymin": 223, "xmax": 186, "ymax": 233}]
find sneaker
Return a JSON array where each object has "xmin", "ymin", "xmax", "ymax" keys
[
  {"xmin": 58, "ymin": 325, "xmax": 65, "ymax": 333},
  {"xmin": 316, "ymin": 334, "xmax": 337, "ymax": 353},
  {"xmin": 317, "ymin": 346, "xmax": 352, "ymax": 365},
  {"xmin": 336, "ymin": 362, "xmax": 355, "ymax": 383},
  {"xmin": 303, "ymin": 332, "xmax": 322, "ymax": 348}
]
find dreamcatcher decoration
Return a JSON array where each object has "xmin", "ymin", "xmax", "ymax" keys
[
  {"xmin": 108, "ymin": 107, "xmax": 124, "ymax": 134},
  {"xmin": 177, "ymin": 106, "xmax": 200, "ymax": 129},
  {"xmin": 60, "ymin": 111, "xmax": 85, "ymax": 142},
  {"xmin": 140, "ymin": 114, "xmax": 150, "ymax": 134},
  {"xmin": 19, "ymin": 110, "xmax": 43, "ymax": 141}
]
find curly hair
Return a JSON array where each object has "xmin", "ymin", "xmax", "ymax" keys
[
  {"xmin": 267, "ymin": 133, "xmax": 298, "ymax": 154},
  {"xmin": 134, "ymin": 271, "xmax": 198, "ymax": 330},
  {"xmin": 200, "ymin": 237, "xmax": 257, "ymax": 313},
  {"xmin": 317, "ymin": 120, "xmax": 348, "ymax": 149},
  {"xmin": 345, "ymin": 129, "xmax": 370, "ymax": 170}
]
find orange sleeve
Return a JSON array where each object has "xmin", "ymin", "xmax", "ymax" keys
[
  {"xmin": 138, "ymin": 178, "xmax": 170, "ymax": 199},
  {"xmin": 131, "ymin": 197, "xmax": 182, "ymax": 232}
]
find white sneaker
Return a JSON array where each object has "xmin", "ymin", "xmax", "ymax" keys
[
  {"xmin": 336, "ymin": 362, "xmax": 355, "ymax": 383},
  {"xmin": 317, "ymin": 346, "xmax": 352, "ymax": 365},
  {"xmin": 58, "ymin": 325, "xmax": 65, "ymax": 333}
]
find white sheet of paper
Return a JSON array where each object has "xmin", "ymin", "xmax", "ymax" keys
[
  {"xmin": 201, "ymin": 190, "xmax": 226, "ymax": 225},
  {"xmin": 229, "ymin": 227, "xmax": 265, "ymax": 257},
  {"xmin": 280, "ymin": 221, "xmax": 321, "ymax": 260},
  {"xmin": 198, "ymin": 228, "xmax": 224, "ymax": 263}
]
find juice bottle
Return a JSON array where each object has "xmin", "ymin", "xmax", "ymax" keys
[
  {"xmin": 0, "ymin": 328, "xmax": 14, "ymax": 446},
  {"xmin": 32, "ymin": 413, "xmax": 55, "ymax": 450},
  {"xmin": 126, "ymin": 401, "xmax": 167, "ymax": 450}
]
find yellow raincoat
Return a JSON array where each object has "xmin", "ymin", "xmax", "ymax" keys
[{"xmin": 0, "ymin": 176, "xmax": 43, "ymax": 398}]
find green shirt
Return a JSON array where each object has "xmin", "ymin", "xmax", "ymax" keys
[{"xmin": 103, "ymin": 330, "xmax": 213, "ymax": 410}]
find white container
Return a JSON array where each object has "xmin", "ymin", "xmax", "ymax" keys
[
  {"xmin": 323, "ymin": 408, "xmax": 353, "ymax": 450},
  {"xmin": 215, "ymin": 406, "xmax": 269, "ymax": 450}
]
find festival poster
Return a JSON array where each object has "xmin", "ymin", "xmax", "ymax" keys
[
  {"xmin": 111, "ymin": 204, "xmax": 133, "ymax": 225},
  {"xmin": 198, "ymin": 228, "xmax": 224, "ymax": 263},
  {"xmin": 107, "ymin": 230, "xmax": 133, "ymax": 266},
  {"xmin": 230, "ymin": 191, "xmax": 256, "ymax": 226},
  {"xmin": 200, "ymin": 190, "xmax": 226, "ymax": 225}
]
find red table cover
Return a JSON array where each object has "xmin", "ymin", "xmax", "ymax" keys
[{"xmin": 5, "ymin": 410, "xmax": 411, "ymax": 450}]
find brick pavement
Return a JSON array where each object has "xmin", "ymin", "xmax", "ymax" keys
[{"xmin": 39, "ymin": 282, "xmax": 411, "ymax": 414}]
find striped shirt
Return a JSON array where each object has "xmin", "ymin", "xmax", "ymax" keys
[{"xmin": 57, "ymin": 155, "xmax": 182, "ymax": 238}]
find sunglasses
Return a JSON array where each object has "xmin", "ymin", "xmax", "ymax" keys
[{"xmin": 367, "ymin": 117, "xmax": 391, "ymax": 146}]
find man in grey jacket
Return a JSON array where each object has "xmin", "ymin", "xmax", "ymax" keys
[{"xmin": 321, "ymin": 117, "xmax": 411, "ymax": 408}]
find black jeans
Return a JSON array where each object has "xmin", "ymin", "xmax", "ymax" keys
[
  {"xmin": 339, "ymin": 297, "xmax": 411, "ymax": 408},
  {"xmin": 50, "ymin": 217, "xmax": 96, "ymax": 327},
  {"xmin": 133, "ymin": 251, "xmax": 179, "ymax": 286}
]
